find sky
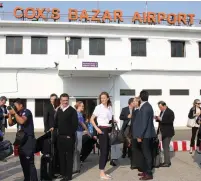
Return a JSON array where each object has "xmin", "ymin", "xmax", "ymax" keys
[{"xmin": 0, "ymin": 1, "xmax": 201, "ymax": 21}]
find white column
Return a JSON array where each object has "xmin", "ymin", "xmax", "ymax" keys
[{"xmin": 112, "ymin": 76, "xmax": 121, "ymax": 128}]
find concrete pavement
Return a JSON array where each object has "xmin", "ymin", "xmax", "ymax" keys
[{"xmin": 0, "ymin": 151, "xmax": 201, "ymax": 181}]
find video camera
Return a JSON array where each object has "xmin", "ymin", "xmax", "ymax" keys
[{"xmin": 7, "ymin": 103, "xmax": 17, "ymax": 112}]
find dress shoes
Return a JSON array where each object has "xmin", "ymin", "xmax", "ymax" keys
[
  {"xmin": 138, "ymin": 172, "xmax": 145, "ymax": 177},
  {"xmin": 139, "ymin": 174, "xmax": 153, "ymax": 180},
  {"xmin": 60, "ymin": 178, "xmax": 68, "ymax": 181},
  {"xmin": 160, "ymin": 162, "xmax": 171, "ymax": 167}
]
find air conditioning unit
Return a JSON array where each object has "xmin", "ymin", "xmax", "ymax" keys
[{"xmin": 77, "ymin": 49, "xmax": 84, "ymax": 59}]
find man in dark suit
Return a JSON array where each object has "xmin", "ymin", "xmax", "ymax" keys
[
  {"xmin": 43, "ymin": 93, "xmax": 58, "ymax": 132},
  {"xmin": 155, "ymin": 101, "xmax": 175, "ymax": 167},
  {"xmin": 133, "ymin": 90, "xmax": 156, "ymax": 180},
  {"xmin": 0, "ymin": 96, "xmax": 8, "ymax": 137},
  {"xmin": 119, "ymin": 98, "xmax": 135, "ymax": 158}
]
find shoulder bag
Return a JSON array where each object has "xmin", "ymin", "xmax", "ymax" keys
[{"xmin": 109, "ymin": 123, "xmax": 124, "ymax": 145}]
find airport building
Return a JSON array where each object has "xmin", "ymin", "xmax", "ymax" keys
[{"xmin": 0, "ymin": 7, "xmax": 201, "ymax": 130}]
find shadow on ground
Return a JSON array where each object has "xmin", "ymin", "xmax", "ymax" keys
[{"xmin": 192, "ymin": 151, "xmax": 201, "ymax": 168}]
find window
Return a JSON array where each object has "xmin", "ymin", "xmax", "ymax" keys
[
  {"xmin": 120, "ymin": 89, "xmax": 135, "ymax": 96},
  {"xmin": 9, "ymin": 99, "xmax": 27, "ymax": 108},
  {"xmin": 35, "ymin": 99, "xmax": 49, "ymax": 117},
  {"xmin": 131, "ymin": 39, "xmax": 146, "ymax": 56},
  {"xmin": 65, "ymin": 37, "xmax": 81, "ymax": 55},
  {"xmin": 171, "ymin": 41, "xmax": 185, "ymax": 57},
  {"xmin": 198, "ymin": 42, "xmax": 201, "ymax": 58},
  {"xmin": 89, "ymin": 38, "xmax": 105, "ymax": 55},
  {"xmin": 31, "ymin": 37, "xmax": 48, "ymax": 54},
  {"xmin": 170, "ymin": 89, "xmax": 189, "ymax": 96},
  {"xmin": 143, "ymin": 89, "xmax": 162, "ymax": 96},
  {"xmin": 6, "ymin": 36, "xmax": 23, "ymax": 54}
]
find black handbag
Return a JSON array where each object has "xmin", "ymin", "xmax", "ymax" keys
[
  {"xmin": 109, "ymin": 123, "xmax": 124, "ymax": 145},
  {"xmin": 13, "ymin": 129, "xmax": 27, "ymax": 146}
]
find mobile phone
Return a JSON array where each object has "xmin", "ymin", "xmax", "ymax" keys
[{"xmin": 100, "ymin": 131, "xmax": 104, "ymax": 135}]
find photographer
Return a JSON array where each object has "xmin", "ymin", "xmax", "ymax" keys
[{"xmin": 8, "ymin": 98, "xmax": 38, "ymax": 181}]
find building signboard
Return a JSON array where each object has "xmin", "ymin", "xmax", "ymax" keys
[
  {"xmin": 82, "ymin": 62, "xmax": 98, "ymax": 68},
  {"xmin": 13, "ymin": 7, "xmax": 195, "ymax": 25}
]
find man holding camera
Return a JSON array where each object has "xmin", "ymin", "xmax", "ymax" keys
[
  {"xmin": 0, "ymin": 96, "xmax": 8, "ymax": 137},
  {"xmin": 8, "ymin": 98, "xmax": 38, "ymax": 181}
]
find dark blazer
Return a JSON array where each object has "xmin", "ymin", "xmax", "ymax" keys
[
  {"xmin": 0, "ymin": 105, "xmax": 8, "ymax": 128},
  {"xmin": 133, "ymin": 102, "xmax": 156, "ymax": 139},
  {"xmin": 156, "ymin": 107, "xmax": 175, "ymax": 137},
  {"xmin": 120, "ymin": 106, "xmax": 133, "ymax": 131},
  {"xmin": 43, "ymin": 103, "xmax": 56, "ymax": 132}
]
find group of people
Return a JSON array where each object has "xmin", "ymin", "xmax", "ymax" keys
[
  {"xmin": 0, "ymin": 91, "xmax": 201, "ymax": 181},
  {"xmin": 120, "ymin": 91, "xmax": 175, "ymax": 180}
]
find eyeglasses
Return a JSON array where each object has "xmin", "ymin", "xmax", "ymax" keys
[{"xmin": 196, "ymin": 103, "xmax": 201, "ymax": 105}]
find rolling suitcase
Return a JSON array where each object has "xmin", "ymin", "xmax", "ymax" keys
[
  {"xmin": 40, "ymin": 131, "xmax": 59, "ymax": 181},
  {"xmin": 80, "ymin": 135, "xmax": 97, "ymax": 162}
]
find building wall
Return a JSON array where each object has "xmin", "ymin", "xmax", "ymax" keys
[
  {"xmin": 2, "ymin": 69, "xmax": 200, "ymax": 129},
  {"xmin": 1, "ymin": 23, "xmax": 201, "ymax": 130},
  {"xmin": 119, "ymin": 71, "xmax": 201, "ymax": 127}
]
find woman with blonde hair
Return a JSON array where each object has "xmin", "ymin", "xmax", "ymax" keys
[
  {"xmin": 74, "ymin": 101, "xmax": 90, "ymax": 153},
  {"xmin": 90, "ymin": 92, "xmax": 113, "ymax": 180},
  {"xmin": 188, "ymin": 99, "xmax": 201, "ymax": 154}
]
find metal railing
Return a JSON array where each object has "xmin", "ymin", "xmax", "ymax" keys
[{"xmin": 0, "ymin": 10, "xmax": 201, "ymax": 27}]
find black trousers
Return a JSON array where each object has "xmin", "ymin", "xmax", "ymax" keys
[
  {"xmin": 98, "ymin": 127, "xmax": 110, "ymax": 170},
  {"xmin": 57, "ymin": 136, "xmax": 74, "ymax": 179},
  {"xmin": 162, "ymin": 136, "xmax": 172, "ymax": 164},
  {"xmin": 141, "ymin": 138, "xmax": 153, "ymax": 176},
  {"xmin": 122, "ymin": 141, "xmax": 131, "ymax": 157},
  {"xmin": 131, "ymin": 139, "xmax": 145, "ymax": 171},
  {"xmin": 19, "ymin": 137, "xmax": 38, "ymax": 181},
  {"xmin": 190, "ymin": 127, "xmax": 200, "ymax": 147}
]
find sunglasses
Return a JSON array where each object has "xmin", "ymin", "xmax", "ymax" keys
[{"xmin": 196, "ymin": 103, "xmax": 201, "ymax": 105}]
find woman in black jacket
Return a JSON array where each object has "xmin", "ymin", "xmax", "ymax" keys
[{"xmin": 188, "ymin": 99, "xmax": 201, "ymax": 154}]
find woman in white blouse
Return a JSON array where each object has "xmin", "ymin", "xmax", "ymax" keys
[{"xmin": 90, "ymin": 92, "xmax": 113, "ymax": 180}]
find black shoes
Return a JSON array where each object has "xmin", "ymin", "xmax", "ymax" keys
[
  {"xmin": 160, "ymin": 162, "xmax": 171, "ymax": 167},
  {"xmin": 61, "ymin": 177, "xmax": 71, "ymax": 181}
]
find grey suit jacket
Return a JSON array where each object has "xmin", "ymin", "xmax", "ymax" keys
[{"xmin": 133, "ymin": 102, "xmax": 156, "ymax": 139}]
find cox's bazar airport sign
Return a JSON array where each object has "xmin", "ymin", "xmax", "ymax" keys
[{"xmin": 13, "ymin": 7, "xmax": 195, "ymax": 25}]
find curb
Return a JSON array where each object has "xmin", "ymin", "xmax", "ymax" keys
[
  {"xmin": 12, "ymin": 141, "xmax": 201, "ymax": 156},
  {"xmin": 160, "ymin": 140, "xmax": 201, "ymax": 152}
]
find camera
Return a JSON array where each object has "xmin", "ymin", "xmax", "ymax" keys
[{"xmin": 7, "ymin": 103, "xmax": 17, "ymax": 112}]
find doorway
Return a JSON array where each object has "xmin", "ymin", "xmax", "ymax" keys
[{"xmin": 76, "ymin": 98, "xmax": 97, "ymax": 120}]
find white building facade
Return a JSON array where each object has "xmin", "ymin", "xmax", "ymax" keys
[{"xmin": 1, "ymin": 20, "xmax": 201, "ymax": 130}]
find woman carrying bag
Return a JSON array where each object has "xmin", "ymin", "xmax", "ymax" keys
[
  {"xmin": 90, "ymin": 92, "xmax": 113, "ymax": 180},
  {"xmin": 188, "ymin": 99, "xmax": 201, "ymax": 154}
]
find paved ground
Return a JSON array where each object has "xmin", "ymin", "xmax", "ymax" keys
[
  {"xmin": 4, "ymin": 129, "xmax": 192, "ymax": 143},
  {"xmin": 0, "ymin": 151, "xmax": 201, "ymax": 181}
]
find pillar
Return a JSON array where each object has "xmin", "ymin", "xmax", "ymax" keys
[{"xmin": 112, "ymin": 76, "xmax": 121, "ymax": 128}]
